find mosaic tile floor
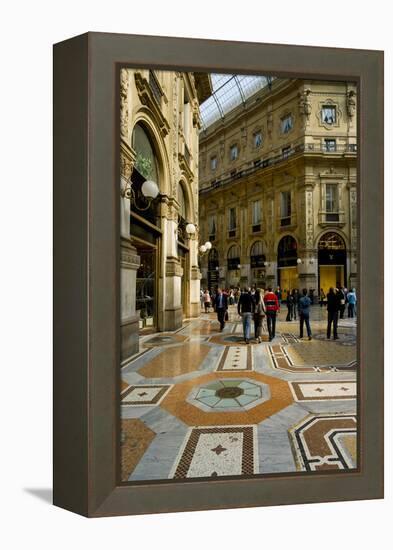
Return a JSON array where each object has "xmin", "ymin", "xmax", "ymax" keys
[{"xmin": 120, "ymin": 305, "xmax": 358, "ymax": 481}]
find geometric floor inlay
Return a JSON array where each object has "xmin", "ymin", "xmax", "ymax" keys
[
  {"xmin": 121, "ymin": 384, "xmax": 172, "ymax": 406},
  {"xmin": 188, "ymin": 378, "xmax": 270, "ymax": 412},
  {"xmin": 171, "ymin": 425, "xmax": 257, "ymax": 478},
  {"xmin": 120, "ymin": 306, "xmax": 358, "ymax": 480},
  {"xmin": 289, "ymin": 381, "xmax": 357, "ymax": 401},
  {"xmin": 121, "ymin": 419, "xmax": 156, "ymax": 481},
  {"xmin": 268, "ymin": 344, "xmax": 357, "ymax": 373},
  {"xmin": 138, "ymin": 343, "xmax": 211, "ymax": 378},
  {"xmin": 160, "ymin": 371, "xmax": 293, "ymax": 426},
  {"xmin": 289, "ymin": 414, "xmax": 357, "ymax": 471},
  {"xmin": 216, "ymin": 346, "xmax": 253, "ymax": 371}
]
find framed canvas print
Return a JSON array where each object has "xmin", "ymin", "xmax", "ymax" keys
[{"xmin": 53, "ymin": 32, "xmax": 384, "ymax": 517}]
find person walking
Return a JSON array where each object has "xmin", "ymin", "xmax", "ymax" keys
[
  {"xmin": 347, "ymin": 288, "xmax": 357, "ymax": 318},
  {"xmin": 286, "ymin": 290, "xmax": 294, "ymax": 321},
  {"xmin": 203, "ymin": 289, "xmax": 211, "ymax": 313},
  {"xmin": 264, "ymin": 287, "xmax": 280, "ymax": 341},
  {"xmin": 292, "ymin": 289, "xmax": 299, "ymax": 320},
  {"xmin": 298, "ymin": 288, "xmax": 312, "ymax": 340},
  {"xmin": 253, "ymin": 289, "xmax": 266, "ymax": 343},
  {"xmin": 237, "ymin": 287, "xmax": 255, "ymax": 344},
  {"xmin": 326, "ymin": 287, "xmax": 340, "ymax": 339},
  {"xmin": 215, "ymin": 287, "xmax": 228, "ymax": 331},
  {"xmin": 337, "ymin": 286, "xmax": 346, "ymax": 319},
  {"xmin": 275, "ymin": 286, "xmax": 282, "ymax": 306}
]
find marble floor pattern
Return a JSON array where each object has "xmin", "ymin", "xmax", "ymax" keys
[{"xmin": 120, "ymin": 305, "xmax": 358, "ymax": 481}]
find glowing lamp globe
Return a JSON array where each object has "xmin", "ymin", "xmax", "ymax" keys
[
  {"xmin": 199, "ymin": 245, "xmax": 207, "ymax": 253},
  {"xmin": 204, "ymin": 241, "xmax": 212, "ymax": 250},
  {"xmin": 141, "ymin": 180, "xmax": 159, "ymax": 199},
  {"xmin": 185, "ymin": 223, "xmax": 196, "ymax": 235}
]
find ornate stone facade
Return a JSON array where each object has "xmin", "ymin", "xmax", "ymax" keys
[
  {"xmin": 198, "ymin": 78, "xmax": 357, "ymax": 295},
  {"xmin": 120, "ymin": 68, "xmax": 212, "ymax": 361}
]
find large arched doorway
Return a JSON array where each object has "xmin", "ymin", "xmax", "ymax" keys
[
  {"xmin": 277, "ymin": 235, "xmax": 298, "ymax": 294},
  {"xmin": 207, "ymin": 248, "xmax": 219, "ymax": 289},
  {"xmin": 250, "ymin": 241, "xmax": 266, "ymax": 287},
  {"xmin": 318, "ymin": 232, "xmax": 347, "ymax": 291},
  {"xmin": 131, "ymin": 122, "xmax": 161, "ymax": 331}
]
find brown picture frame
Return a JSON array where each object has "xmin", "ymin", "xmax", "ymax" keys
[{"xmin": 53, "ymin": 32, "xmax": 384, "ymax": 517}]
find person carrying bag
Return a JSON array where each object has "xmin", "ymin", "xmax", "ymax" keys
[{"xmin": 253, "ymin": 289, "xmax": 266, "ymax": 343}]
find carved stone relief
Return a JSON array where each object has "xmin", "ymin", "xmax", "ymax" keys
[{"xmin": 120, "ymin": 69, "xmax": 130, "ymax": 141}]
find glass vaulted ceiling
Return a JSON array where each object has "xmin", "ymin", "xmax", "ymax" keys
[{"xmin": 199, "ymin": 74, "xmax": 273, "ymax": 131}]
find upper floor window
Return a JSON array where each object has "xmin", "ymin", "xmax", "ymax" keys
[
  {"xmin": 321, "ymin": 105, "xmax": 336, "ymax": 125},
  {"xmin": 251, "ymin": 200, "xmax": 262, "ymax": 227},
  {"xmin": 324, "ymin": 139, "xmax": 336, "ymax": 152},
  {"xmin": 254, "ymin": 131, "xmax": 263, "ymax": 148},
  {"xmin": 208, "ymin": 215, "xmax": 217, "ymax": 238},
  {"xmin": 281, "ymin": 114, "xmax": 293, "ymax": 134},
  {"xmin": 325, "ymin": 184, "xmax": 337, "ymax": 212},
  {"xmin": 325, "ymin": 184, "xmax": 339, "ymax": 221},
  {"xmin": 228, "ymin": 207, "xmax": 237, "ymax": 231},
  {"xmin": 280, "ymin": 191, "xmax": 291, "ymax": 226},
  {"xmin": 210, "ymin": 156, "xmax": 217, "ymax": 171},
  {"xmin": 230, "ymin": 144, "xmax": 239, "ymax": 161}
]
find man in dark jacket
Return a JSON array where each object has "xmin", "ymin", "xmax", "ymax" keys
[
  {"xmin": 215, "ymin": 287, "xmax": 228, "ymax": 331},
  {"xmin": 326, "ymin": 287, "xmax": 340, "ymax": 339},
  {"xmin": 237, "ymin": 287, "xmax": 254, "ymax": 344},
  {"xmin": 298, "ymin": 288, "xmax": 312, "ymax": 340}
]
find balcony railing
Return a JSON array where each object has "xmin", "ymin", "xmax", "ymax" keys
[
  {"xmin": 318, "ymin": 211, "xmax": 346, "ymax": 226},
  {"xmin": 199, "ymin": 139, "xmax": 357, "ymax": 195},
  {"xmin": 277, "ymin": 212, "xmax": 297, "ymax": 230}
]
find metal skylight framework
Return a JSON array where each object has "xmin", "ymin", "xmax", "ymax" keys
[{"xmin": 200, "ymin": 74, "xmax": 273, "ymax": 130}]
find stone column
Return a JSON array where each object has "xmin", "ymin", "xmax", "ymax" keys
[
  {"xmin": 160, "ymin": 197, "xmax": 183, "ymax": 330},
  {"xmin": 189, "ymin": 235, "xmax": 201, "ymax": 317},
  {"xmin": 120, "ymin": 142, "xmax": 140, "ymax": 361},
  {"xmin": 348, "ymin": 177, "xmax": 357, "ymax": 289},
  {"xmin": 298, "ymin": 179, "xmax": 317, "ymax": 291}
]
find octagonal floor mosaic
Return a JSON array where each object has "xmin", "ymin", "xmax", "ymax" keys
[{"xmin": 188, "ymin": 378, "xmax": 270, "ymax": 412}]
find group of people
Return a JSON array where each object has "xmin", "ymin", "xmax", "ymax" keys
[
  {"xmin": 319, "ymin": 286, "xmax": 357, "ymax": 319},
  {"xmin": 201, "ymin": 284, "xmax": 357, "ymax": 344}
]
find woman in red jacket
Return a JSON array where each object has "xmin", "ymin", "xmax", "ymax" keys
[{"xmin": 264, "ymin": 287, "xmax": 280, "ymax": 341}]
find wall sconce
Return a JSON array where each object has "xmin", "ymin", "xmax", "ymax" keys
[
  {"xmin": 297, "ymin": 258, "xmax": 303, "ymax": 265},
  {"xmin": 199, "ymin": 241, "xmax": 212, "ymax": 255},
  {"xmin": 121, "ymin": 179, "xmax": 160, "ymax": 211},
  {"xmin": 264, "ymin": 261, "xmax": 270, "ymax": 267},
  {"xmin": 185, "ymin": 223, "xmax": 196, "ymax": 235}
]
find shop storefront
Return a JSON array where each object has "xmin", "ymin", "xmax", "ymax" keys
[
  {"xmin": 318, "ymin": 232, "xmax": 347, "ymax": 291},
  {"xmin": 277, "ymin": 235, "xmax": 298, "ymax": 294}
]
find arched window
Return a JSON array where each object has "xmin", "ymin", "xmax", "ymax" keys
[
  {"xmin": 318, "ymin": 232, "xmax": 346, "ymax": 250},
  {"xmin": 177, "ymin": 184, "xmax": 187, "ymax": 220},
  {"xmin": 250, "ymin": 241, "xmax": 266, "ymax": 268},
  {"xmin": 132, "ymin": 123, "xmax": 159, "ymax": 183},
  {"xmin": 227, "ymin": 245, "xmax": 241, "ymax": 271},
  {"xmin": 277, "ymin": 235, "xmax": 298, "ymax": 267}
]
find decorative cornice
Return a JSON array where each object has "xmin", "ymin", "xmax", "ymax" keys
[{"xmin": 134, "ymin": 72, "xmax": 170, "ymax": 137}]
